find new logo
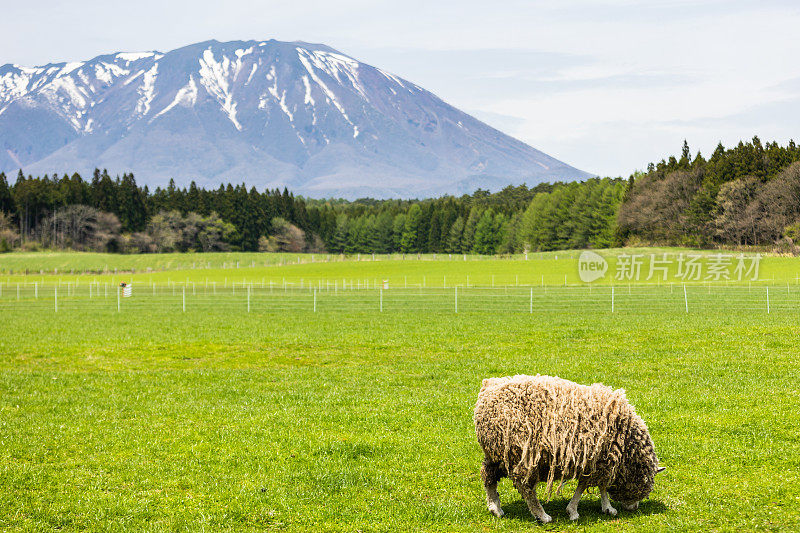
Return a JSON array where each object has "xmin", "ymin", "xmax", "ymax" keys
[{"xmin": 578, "ymin": 251, "xmax": 608, "ymax": 283}]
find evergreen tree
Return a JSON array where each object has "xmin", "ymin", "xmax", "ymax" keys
[
  {"xmin": 446, "ymin": 216, "xmax": 464, "ymax": 253},
  {"xmin": 472, "ymin": 209, "xmax": 500, "ymax": 254},
  {"xmin": 400, "ymin": 204, "xmax": 422, "ymax": 253},
  {"xmin": 461, "ymin": 207, "xmax": 481, "ymax": 252},
  {"xmin": 116, "ymin": 174, "xmax": 147, "ymax": 232},
  {"xmin": 0, "ymin": 173, "xmax": 13, "ymax": 214}
]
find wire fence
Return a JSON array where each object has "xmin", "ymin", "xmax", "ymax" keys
[{"xmin": 1, "ymin": 281, "xmax": 797, "ymax": 314}]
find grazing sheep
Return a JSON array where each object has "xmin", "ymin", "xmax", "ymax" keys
[{"xmin": 473, "ymin": 374, "xmax": 665, "ymax": 523}]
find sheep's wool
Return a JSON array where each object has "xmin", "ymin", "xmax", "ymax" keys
[{"xmin": 474, "ymin": 374, "xmax": 639, "ymax": 496}]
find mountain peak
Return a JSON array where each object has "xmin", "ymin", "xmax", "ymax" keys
[{"xmin": 0, "ymin": 39, "xmax": 591, "ymax": 198}]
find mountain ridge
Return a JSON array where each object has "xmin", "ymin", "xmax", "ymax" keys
[{"xmin": 0, "ymin": 39, "xmax": 592, "ymax": 198}]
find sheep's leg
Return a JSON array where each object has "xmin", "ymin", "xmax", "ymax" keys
[
  {"xmin": 566, "ymin": 479, "xmax": 588, "ymax": 521},
  {"xmin": 513, "ymin": 480, "xmax": 551, "ymax": 523},
  {"xmin": 481, "ymin": 460, "xmax": 504, "ymax": 517},
  {"xmin": 599, "ymin": 486, "xmax": 618, "ymax": 517}
]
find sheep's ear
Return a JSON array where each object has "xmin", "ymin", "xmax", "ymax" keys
[{"xmin": 656, "ymin": 466, "xmax": 666, "ymax": 474}]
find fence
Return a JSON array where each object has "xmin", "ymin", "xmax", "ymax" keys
[{"xmin": 0, "ymin": 281, "xmax": 797, "ymax": 314}]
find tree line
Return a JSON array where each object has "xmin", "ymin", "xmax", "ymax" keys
[
  {"xmin": 618, "ymin": 137, "xmax": 800, "ymax": 248},
  {"xmin": 3, "ymin": 137, "xmax": 798, "ymax": 255},
  {"xmin": 0, "ymin": 168, "xmax": 626, "ymax": 254}
]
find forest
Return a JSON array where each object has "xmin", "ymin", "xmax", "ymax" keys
[
  {"xmin": 0, "ymin": 169, "xmax": 624, "ymax": 254},
  {"xmin": 618, "ymin": 137, "xmax": 800, "ymax": 248},
  {"xmin": 1, "ymin": 137, "xmax": 799, "ymax": 254}
]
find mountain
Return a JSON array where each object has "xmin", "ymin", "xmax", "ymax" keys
[{"xmin": 0, "ymin": 39, "xmax": 592, "ymax": 198}]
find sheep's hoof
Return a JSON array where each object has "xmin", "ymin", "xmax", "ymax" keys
[
  {"xmin": 488, "ymin": 504, "xmax": 504, "ymax": 517},
  {"xmin": 602, "ymin": 505, "xmax": 618, "ymax": 517},
  {"xmin": 538, "ymin": 513, "xmax": 552, "ymax": 523}
]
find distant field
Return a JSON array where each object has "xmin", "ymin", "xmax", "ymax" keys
[
  {"xmin": 1, "ymin": 250, "xmax": 799, "ymax": 531},
  {"xmin": 2, "ymin": 248, "xmax": 799, "ymax": 287}
]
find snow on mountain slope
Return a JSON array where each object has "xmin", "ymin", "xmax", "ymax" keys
[{"xmin": 0, "ymin": 39, "xmax": 591, "ymax": 198}]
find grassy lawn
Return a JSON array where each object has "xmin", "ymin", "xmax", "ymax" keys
[{"xmin": 1, "ymin": 251, "xmax": 799, "ymax": 531}]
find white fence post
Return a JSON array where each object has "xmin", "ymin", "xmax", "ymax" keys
[
  {"xmin": 313, "ymin": 288, "xmax": 317, "ymax": 312},
  {"xmin": 683, "ymin": 283, "xmax": 688, "ymax": 313},
  {"xmin": 182, "ymin": 286, "xmax": 186, "ymax": 312},
  {"xmin": 35, "ymin": 282, "xmax": 38, "ymax": 299},
  {"xmin": 380, "ymin": 287, "xmax": 383, "ymax": 312},
  {"xmin": 55, "ymin": 287, "xmax": 58, "ymax": 313},
  {"xmin": 248, "ymin": 286, "xmax": 251, "ymax": 313},
  {"xmin": 117, "ymin": 286, "xmax": 120, "ymax": 313},
  {"xmin": 530, "ymin": 287, "xmax": 533, "ymax": 313},
  {"xmin": 455, "ymin": 286, "xmax": 458, "ymax": 314},
  {"xmin": 766, "ymin": 286, "xmax": 770, "ymax": 314}
]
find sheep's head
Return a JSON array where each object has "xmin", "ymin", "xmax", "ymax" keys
[
  {"xmin": 607, "ymin": 459, "xmax": 665, "ymax": 509},
  {"xmin": 607, "ymin": 421, "xmax": 666, "ymax": 509}
]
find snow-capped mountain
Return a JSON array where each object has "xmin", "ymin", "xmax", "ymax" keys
[{"xmin": 0, "ymin": 39, "xmax": 591, "ymax": 198}]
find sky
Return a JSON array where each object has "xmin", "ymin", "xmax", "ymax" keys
[{"xmin": 2, "ymin": 0, "xmax": 798, "ymax": 177}]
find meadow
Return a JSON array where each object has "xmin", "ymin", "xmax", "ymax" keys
[{"xmin": 1, "ymin": 249, "xmax": 799, "ymax": 531}]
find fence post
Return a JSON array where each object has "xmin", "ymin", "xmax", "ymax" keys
[
  {"xmin": 313, "ymin": 288, "xmax": 317, "ymax": 312},
  {"xmin": 683, "ymin": 283, "xmax": 688, "ymax": 313},
  {"xmin": 766, "ymin": 286, "xmax": 770, "ymax": 314},
  {"xmin": 530, "ymin": 287, "xmax": 533, "ymax": 313},
  {"xmin": 380, "ymin": 287, "xmax": 383, "ymax": 312},
  {"xmin": 117, "ymin": 285, "xmax": 120, "ymax": 313},
  {"xmin": 182, "ymin": 286, "xmax": 186, "ymax": 312},
  {"xmin": 35, "ymin": 282, "xmax": 38, "ymax": 299},
  {"xmin": 55, "ymin": 286, "xmax": 58, "ymax": 313},
  {"xmin": 248, "ymin": 286, "xmax": 251, "ymax": 313},
  {"xmin": 455, "ymin": 286, "xmax": 458, "ymax": 314}
]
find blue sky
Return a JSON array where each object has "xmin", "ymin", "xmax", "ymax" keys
[{"xmin": 2, "ymin": 0, "xmax": 798, "ymax": 176}]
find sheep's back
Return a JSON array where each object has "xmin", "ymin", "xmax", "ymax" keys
[{"xmin": 474, "ymin": 374, "xmax": 635, "ymax": 491}]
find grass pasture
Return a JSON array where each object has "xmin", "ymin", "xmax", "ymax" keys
[{"xmin": 1, "ymin": 250, "xmax": 800, "ymax": 531}]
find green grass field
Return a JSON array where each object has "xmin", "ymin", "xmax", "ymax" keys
[{"xmin": 1, "ymin": 250, "xmax": 800, "ymax": 531}]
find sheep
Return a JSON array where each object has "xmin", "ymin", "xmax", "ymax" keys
[{"xmin": 473, "ymin": 374, "xmax": 665, "ymax": 523}]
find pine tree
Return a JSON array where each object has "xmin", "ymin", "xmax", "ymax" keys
[
  {"xmin": 331, "ymin": 214, "xmax": 349, "ymax": 253},
  {"xmin": 0, "ymin": 173, "xmax": 13, "ymax": 214},
  {"xmin": 461, "ymin": 207, "xmax": 481, "ymax": 252},
  {"xmin": 392, "ymin": 214, "xmax": 406, "ymax": 251},
  {"xmin": 400, "ymin": 204, "xmax": 422, "ymax": 253},
  {"xmin": 116, "ymin": 174, "xmax": 147, "ymax": 232},
  {"xmin": 472, "ymin": 209, "xmax": 497, "ymax": 254},
  {"xmin": 446, "ymin": 216, "xmax": 464, "ymax": 253}
]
